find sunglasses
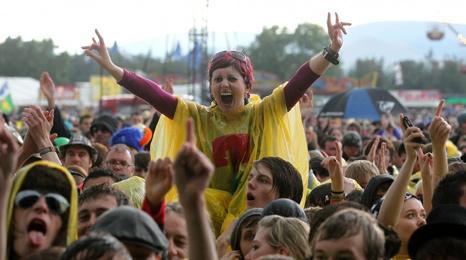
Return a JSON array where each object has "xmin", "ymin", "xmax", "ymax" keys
[
  {"xmin": 212, "ymin": 50, "xmax": 248, "ymax": 62},
  {"xmin": 15, "ymin": 190, "xmax": 70, "ymax": 215}
]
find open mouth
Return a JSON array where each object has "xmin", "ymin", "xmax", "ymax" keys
[
  {"xmin": 27, "ymin": 219, "xmax": 47, "ymax": 247},
  {"xmin": 220, "ymin": 93, "xmax": 233, "ymax": 105},
  {"xmin": 246, "ymin": 192, "xmax": 255, "ymax": 201}
]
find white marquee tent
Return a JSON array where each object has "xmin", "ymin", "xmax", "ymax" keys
[{"xmin": 0, "ymin": 77, "xmax": 41, "ymax": 107}]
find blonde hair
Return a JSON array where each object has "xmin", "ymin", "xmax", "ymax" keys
[
  {"xmin": 345, "ymin": 160, "xmax": 379, "ymax": 188},
  {"xmin": 258, "ymin": 215, "xmax": 310, "ymax": 259}
]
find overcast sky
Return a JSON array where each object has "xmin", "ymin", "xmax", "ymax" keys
[{"xmin": 1, "ymin": 0, "xmax": 464, "ymax": 54}]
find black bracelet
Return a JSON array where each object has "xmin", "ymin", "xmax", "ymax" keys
[
  {"xmin": 322, "ymin": 46, "xmax": 340, "ymax": 65},
  {"xmin": 331, "ymin": 190, "xmax": 344, "ymax": 195}
]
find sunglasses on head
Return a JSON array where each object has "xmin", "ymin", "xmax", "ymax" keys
[
  {"xmin": 212, "ymin": 50, "xmax": 248, "ymax": 62},
  {"xmin": 15, "ymin": 190, "xmax": 70, "ymax": 215}
]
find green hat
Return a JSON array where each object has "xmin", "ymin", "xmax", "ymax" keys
[{"xmin": 54, "ymin": 137, "xmax": 70, "ymax": 148}]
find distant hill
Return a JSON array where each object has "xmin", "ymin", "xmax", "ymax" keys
[
  {"xmin": 122, "ymin": 21, "xmax": 466, "ymax": 70},
  {"xmin": 342, "ymin": 21, "xmax": 466, "ymax": 69}
]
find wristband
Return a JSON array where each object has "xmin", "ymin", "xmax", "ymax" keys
[
  {"xmin": 331, "ymin": 190, "xmax": 344, "ymax": 195},
  {"xmin": 38, "ymin": 146, "xmax": 56, "ymax": 156},
  {"xmin": 322, "ymin": 46, "xmax": 340, "ymax": 65}
]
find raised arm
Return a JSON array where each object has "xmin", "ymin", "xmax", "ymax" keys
[
  {"xmin": 82, "ymin": 30, "xmax": 177, "ymax": 118},
  {"xmin": 174, "ymin": 119, "xmax": 218, "ymax": 260},
  {"xmin": 428, "ymin": 100, "xmax": 451, "ymax": 187},
  {"xmin": 284, "ymin": 12, "xmax": 351, "ymax": 110},
  {"xmin": 0, "ymin": 118, "xmax": 19, "ymax": 260},
  {"xmin": 22, "ymin": 106, "xmax": 61, "ymax": 164},
  {"xmin": 378, "ymin": 114, "xmax": 424, "ymax": 227}
]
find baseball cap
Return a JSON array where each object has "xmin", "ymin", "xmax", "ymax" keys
[
  {"xmin": 91, "ymin": 115, "xmax": 118, "ymax": 135},
  {"xmin": 342, "ymin": 131, "xmax": 362, "ymax": 147}
]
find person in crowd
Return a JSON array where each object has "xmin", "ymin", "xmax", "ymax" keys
[
  {"xmin": 82, "ymin": 168, "xmax": 122, "ymax": 190},
  {"xmin": 261, "ymin": 198, "xmax": 307, "ymax": 222},
  {"xmin": 134, "ymin": 151, "xmax": 151, "ymax": 178},
  {"xmin": 66, "ymin": 165, "xmax": 88, "ymax": 187},
  {"xmin": 39, "ymin": 72, "xmax": 71, "ymax": 139},
  {"xmin": 18, "ymin": 105, "xmax": 62, "ymax": 168},
  {"xmin": 226, "ymin": 208, "xmax": 263, "ymax": 259},
  {"xmin": 363, "ymin": 136, "xmax": 396, "ymax": 175},
  {"xmin": 377, "ymin": 102, "xmax": 451, "ymax": 259},
  {"xmin": 110, "ymin": 127, "xmax": 146, "ymax": 152},
  {"xmin": 341, "ymin": 131, "xmax": 363, "ymax": 160},
  {"xmin": 90, "ymin": 114, "xmax": 119, "ymax": 148},
  {"xmin": 1, "ymin": 119, "xmax": 20, "ymax": 260},
  {"xmin": 408, "ymin": 204, "xmax": 466, "ymax": 259},
  {"xmin": 246, "ymin": 157, "xmax": 303, "ymax": 209},
  {"xmin": 91, "ymin": 142, "xmax": 109, "ymax": 168},
  {"xmin": 309, "ymin": 151, "xmax": 330, "ymax": 183},
  {"xmin": 164, "ymin": 202, "xmax": 188, "ymax": 260},
  {"xmin": 60, "ymin": 232, "xmax": 132, "ymax": 260},
  {"xmin": 345, "ymin": 160, "xmax": 379, "ymax": 188},
  {"xmin": 320, "ymin": 135, "xmax": 339, "ymax": 156},
  {"xmin": 78, "ymin": 114, "xmax": 93, "ymax": 138},
  {"xmin": 104, "ymin": 144, "xmax": 135, "ymax": 177},
  {"xmin": 6, "ymin": 161, "xmax": 78, "ymax": 259},
  {"xmin": 60, "ymin": 134, "xmax": 97, "ymax": 176},
  {"xmin": 245, "ymin": 215, "xmax": 310, "ymax": 259},
  {"xmin": 130, "ymin": 111, "xmax": 145, "ymax": 126},
  {"xmin": 82, "ymin": 13, "xmax": 350, "ymax": 225},
  {"xmin": 171, "ymin": 119, "xmax": 218, "ymax": 260},
  {"xmin": 77, "ymin": 185, "xmax": 130, "ymax": 237},
  {"xmin": 327, "ymin": 127, "xmax": 343, "ymax": 142},
  {"xmin": 432, "ymin": 162, "xmax": 466, "ymax": 208},
  {"xmin": 91, "ymin": 206, "xmax": 167, "ymax": 259},
  {"xmin": 360, "ymin": 175, "xmax": 394, "ymax": 210},
  {"xmin": 311, "ymin": 208, "xmax": 385, "ymax": 260},
  {"xmin": 112, "ymin": 174, "xmax": 146, "ymax": 208},
  {"xmin": 375, "ymin": 112, "xmax": 402, "ymax": 141},
  {"xmin": 451, "ymin": 110, "xmax": 466, "ymax": 146}
]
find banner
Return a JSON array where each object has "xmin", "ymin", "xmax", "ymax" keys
[{"xmin": 0, "ymin": 81, "xmax": 14, "ymax": 115}]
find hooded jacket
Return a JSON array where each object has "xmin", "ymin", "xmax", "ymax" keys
[
  {"xmin": 360, "ymin": 175, "xmax": 394, "ymax": 209},
  {"xmin": 6, "ymin": 161, "xmax": 78, "ymax": 258}
]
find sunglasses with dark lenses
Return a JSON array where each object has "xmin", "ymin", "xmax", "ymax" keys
[
  {"xmin": 212, "ymin": 50, "xmax": 247, "ymax": 62},
  {"xmin": 15, "ymin": 190, "xmax": 70, "ymax": 215}
]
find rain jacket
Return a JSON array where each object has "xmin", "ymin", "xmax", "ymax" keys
[
  {"xmin": 152, "ymin": 84, "xmax": 309, "ymax": 234},
  {"xmin": 6, "ymin": 161, "xmax": 78, "ymax": 258}
]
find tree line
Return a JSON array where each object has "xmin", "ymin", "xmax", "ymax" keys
[{"xmin": 1, "ymin": 23, "xmax": 465, "ymax": 93}]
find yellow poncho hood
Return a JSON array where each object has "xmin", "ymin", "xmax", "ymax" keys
[{"xmin": 6, "ymin": 161, "xmax": 78, "ymax": 257}]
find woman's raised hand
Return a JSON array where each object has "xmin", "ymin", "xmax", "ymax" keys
[
  {"xmin": 326, "ymin": 12, "xmax": 351, "ymax": 52},
  {"xmin": 82, "ymin": 29, "xmax": 124, "ymax": 81}
]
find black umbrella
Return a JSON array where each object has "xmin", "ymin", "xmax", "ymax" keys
[{"xmin": 318, "ymin": 88, "xmax": 408, "ymax": 121}]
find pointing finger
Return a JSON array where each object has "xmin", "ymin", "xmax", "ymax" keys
[{"xmin": 435, "ymin": 100, "xmax": 444, "ymax": 117}]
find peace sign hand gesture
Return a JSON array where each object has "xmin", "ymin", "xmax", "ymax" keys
[{"xmin": 327, "ymin": 12, "xmax": 351, "ymax": 52}]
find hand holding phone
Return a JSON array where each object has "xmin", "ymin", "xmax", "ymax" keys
[{"xmin": 402, "ymin": 115, "xmax": 424, "ymax": 144}]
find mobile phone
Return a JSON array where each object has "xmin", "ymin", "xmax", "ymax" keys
[{"xmin": 402, "ymin": 115, "xmax": 424, "ymax": 143}]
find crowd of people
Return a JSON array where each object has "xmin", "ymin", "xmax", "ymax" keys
[{"xmin": 1, "ymin": 13, "xmax": 466, "ymax": 260}]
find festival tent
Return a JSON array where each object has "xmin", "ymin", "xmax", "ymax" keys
[{"xmin": 0, "ymin": 77, "xmax": 40, "ymax": 107}]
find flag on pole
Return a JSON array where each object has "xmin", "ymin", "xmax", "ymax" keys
[{"xmin": 0, "ymin": 81, "xmax": 15, "ymax": 115}]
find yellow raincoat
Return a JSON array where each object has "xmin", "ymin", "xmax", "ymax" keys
[
  {"xmin": 151, "ymin": 84, "xmax": 309, "ymax": 234},
  {"xmin": 6, "ymin": 161, "xmax": 78, "ymax": 258}
]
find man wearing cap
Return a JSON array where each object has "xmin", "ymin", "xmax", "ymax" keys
[
  {"xmin": 90, "ymin": 114, "xmax": 118, "ymax": 148},
  {"xmin": 60, "ymin": 134, "xmax": 97, "ymax": 176},
  {"xmin": 342, "ymin": 131, "xmax": 363, "ymax": 161}
]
